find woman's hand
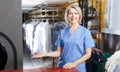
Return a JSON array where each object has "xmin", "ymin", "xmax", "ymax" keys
[
  {"xmin": 63, "ymin": 62, "xmax": 77, "ymax": 69},
  {"xmin": 31, "ymin": 52, "xmax": 46, "ymax": 58}
]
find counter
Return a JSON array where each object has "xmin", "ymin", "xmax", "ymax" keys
[{"xmin": 0, "ymin": 67, "xmax": 78, "ymax": 72}]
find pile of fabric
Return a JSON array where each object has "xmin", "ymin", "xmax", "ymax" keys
[
  {"xmin": 105, "ymin": 43, "xmax": 120, "ymax": 72},
  {"xmin": 86, "ymin": 48, "xmax": 105, "ymax": 72}
]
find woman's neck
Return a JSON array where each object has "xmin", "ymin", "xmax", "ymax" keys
[
  {"xmin": 69, "ymin": 23, "xmax": 79, "ymax": 29},
  {"xmin": 69, "ymin": 23, "xmax": 79, "ymax": 34}
]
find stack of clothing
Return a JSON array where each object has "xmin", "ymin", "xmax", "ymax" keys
[
  {"xmin": 105, "ymin": 50, "xmax": 120, "ymax": 72},
  {"xmin": 105, "ymin": 43, "xmax": 120, "ymax": 72}
]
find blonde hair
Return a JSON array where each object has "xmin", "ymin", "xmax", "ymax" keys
[{"xmin": 64, "ymin": 5, "xmax": 82, "ymax": 25}]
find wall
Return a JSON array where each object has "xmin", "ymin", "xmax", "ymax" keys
[
  {"xmin": 102, "ymin": 0, "xmax": 120, "ymax": 35},
  {"xmin": 109, "ymin": 0, "xmax": 120, "ymax": 29},
  {"xmin": 102, "ymin": 0, "xmax": 120, "ymax": 52}
]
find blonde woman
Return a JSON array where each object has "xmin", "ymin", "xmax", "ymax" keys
[{"xmin": 32, "ymin": 5, "xmax": 95, "ymax": 72}]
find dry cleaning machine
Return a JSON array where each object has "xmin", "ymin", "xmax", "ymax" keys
[{"xmin": 0, "ymin": 0, "xmax": 22, "ymax": 70}]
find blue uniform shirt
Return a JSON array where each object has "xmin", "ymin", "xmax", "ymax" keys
[{"xmin": 55, "ymin": 25, "xmax": 95, "ymax": 72}]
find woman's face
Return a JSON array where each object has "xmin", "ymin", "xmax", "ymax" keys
[{"xmin": 67, "ymin": 8, "xmax": 80, "ymax": 25}]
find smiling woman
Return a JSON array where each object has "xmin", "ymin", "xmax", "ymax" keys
[{"xmin": 31, "ymin": 5, "xmax": 95, "ymax": 72}]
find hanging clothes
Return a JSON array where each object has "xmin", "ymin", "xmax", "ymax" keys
[
  {"xmin": 23, "ymin": 19, "xmax": 52, "ymax": 55},
  {"xmin": 86, "ymin": 47, "xmax": 105, "ymax": 72},
  {"xmin": 23, "ymin": 20, "xmax": 39, "ymax": 51},
  {"xmin": 51, "ymin": 21, "xmax": 68, "ymax": 51},
  {"xmin": 23, "ymin": 19, "xmax": 53, "ymax": 69},
  {"xmin": 32, "ymin": 21, "xmax": 52, "ymax": 55}
]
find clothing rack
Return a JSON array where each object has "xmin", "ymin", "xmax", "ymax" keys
[{"xmin": 29, "ymin": 4, "xmax": 65, "ymax": 23}]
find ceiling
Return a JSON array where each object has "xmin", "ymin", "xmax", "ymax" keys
[{"xmin": 22, "ymin": 0, "xmax": 75, "ymax": 13}]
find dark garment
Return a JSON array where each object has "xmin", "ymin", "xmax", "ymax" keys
[{"xmin": 86, "ymin": 48, "xmax": 105, "ymax": 72}]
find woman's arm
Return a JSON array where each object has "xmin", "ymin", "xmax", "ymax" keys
[
  {"xmin": 73, "ymin": 48, "xmax": 92, "ymax": 65},
  {"xmin": 45, "ymin": 46, "xmax": 62, "ymax": 57},
  {"xmin": 63, "ymin": 48, "xmax": 92, "ymax": 69},
  {"xmin": 31, "ymin": 46, "xmax": 62, "ymax": 58}
]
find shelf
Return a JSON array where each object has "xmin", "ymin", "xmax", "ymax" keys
[
  {"xmin": 79, "ymin": 0, "xmax": 101, "ymax": 47},
  {"xmin": 88, "ymin": 13, "xmax": 100, "ymax": 17},
  {"xmin": 90, "ymin": 30, "xmax": 99, "ymax": 34}
]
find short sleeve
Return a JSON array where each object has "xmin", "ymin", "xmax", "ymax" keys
[
  {"xmin": 54, "ymin": 31, "xmax": 62, "ymax": 46},
  {"xmin": 84, "ymin": 30, "xmax": 95, "ymax": 48}
]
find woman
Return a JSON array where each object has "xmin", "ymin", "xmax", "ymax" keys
[{"xmin": 32, "ymin": 5, "xmax": 95, "ymax": 72}]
